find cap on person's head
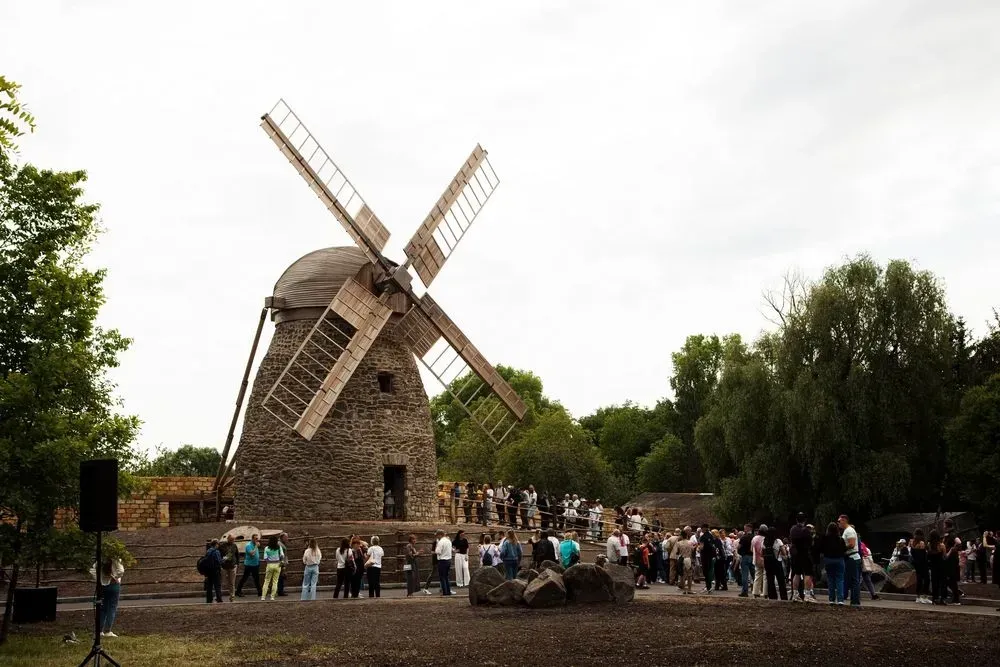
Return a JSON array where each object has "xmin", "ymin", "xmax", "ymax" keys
[
  {"xmin": 759, "ymin": 524, "xmax": 768, "ymax": 531},
  {"xmin": 796, "ymin": 512, "xmax": 806, "ymax": 521}
]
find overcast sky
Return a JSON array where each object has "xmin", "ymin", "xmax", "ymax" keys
[{"xmin": 3, "ymin": 1, "xmax": 998, "ymax": 454}]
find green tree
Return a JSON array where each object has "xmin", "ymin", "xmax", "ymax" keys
[
  {"xmin": 946, "ymin": 374, "xmax": 1000, "ymax": 525},
  {"xmin": 430, "ymin": 365, "xmax": 548, "ymax": 458},
  {"xmin": 669, "ymin": 334, "xmax": 738, "ymax": 488},
  {"xmin": 135, "ymin": 444, "xmax": 222, "ymax": 477},
  {"xmin": 702, "ymin": 256, "xmax": 957, "ymax": 525},
  {"xmin": 0, "ymin": 141, "xmax": 139, "ymax": 644},
  {"xmin": 0, "ymin": 76, "xmax": 35, "ymax": 150},
  {"xmin": 588, "ymin": 402, "xmax": 673, "ymax": 481},
  {"xmin": 495, "ymin": 407, "xmax": 610, "ymax": 498},
  {"xmin": 635, "ymin": 433, "xmax": 689, "ymax": 492}
]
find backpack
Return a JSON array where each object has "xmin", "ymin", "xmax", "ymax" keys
[
  {"xmin": 344, "ymin": 549, "xmax": 357, "ymax": 575},
  {"xmin": 197, "ymin": 554, "xmax": 211, "ymax": 576},
  {"xmin": 482, "ymin": 547, "xmax": 492, "ymax": 567}
]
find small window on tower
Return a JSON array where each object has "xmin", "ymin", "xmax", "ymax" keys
[{"xmin": 377, "ymin": 372, "xmax": 394, "ymax": 394}]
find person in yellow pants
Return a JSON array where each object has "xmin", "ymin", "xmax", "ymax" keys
[{"xmin": 261, "ymin": 535, "xmax": 283, "ymax": 601}]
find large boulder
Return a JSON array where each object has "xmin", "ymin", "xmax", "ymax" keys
[
  {"xmin": 495, "ymin": 563, "xmax": 507, "ymax": 577},
  {"xmin": 601, "ymin": 562, "xmax": 635, "ymax": 603},
  {"xmin": 517, "ymin": 568, "xmax": 539, "ymax": 584},
  {"xmin": 538, "ymin": 560, "xmax": 565, "ymax": 575},
  {"xmin": 880, "ymin": 562, "xmax": 914, "ymax": 594},
  {"xmin": 486, "ymin": 579, "xmax": 527, "ymax": 606},
  {"xmin": 469, "ymin": 565, "xmax": 506, "ymax": 605},
  {"xmin": 523, "ymin": 569, "xmax": 567, "ymax": 608},
  {"xmin": 563, "ymin": 563, "xmax": 615, "ymax": 603}
]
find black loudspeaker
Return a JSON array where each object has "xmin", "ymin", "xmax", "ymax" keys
[
  {"xmin": 79, "ymin": 459, "xmax": 118, "ymax": 532},
  {"xmin": 12, "ymin": 587, "xmax": 58, "ymax": 623}
]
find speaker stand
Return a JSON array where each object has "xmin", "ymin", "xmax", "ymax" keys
[{"xmin": 78, "ymin": 531, "xmax": 120, "ymax": 667}]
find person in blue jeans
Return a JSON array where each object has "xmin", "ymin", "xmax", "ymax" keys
[
  {"xmin": 818, "ymin": 522, "xmax": 846, "ymax": 603},
  {"xmin": 839, "ymin": 514, "xmax": 862, "ymax": 606},
  {"xmin": 737, "ymin": 524, "xmax": 755, "ymax": 597},
  {"xmin": 90, "ymin": 558, "xmax": 124, "ymax": 638},
  {"xmin": 500, "ymin": 530, "xmax": 523, "ymax": 580}
]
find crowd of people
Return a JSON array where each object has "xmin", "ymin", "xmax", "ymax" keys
[
  {"xmin": 433, "ymin": 482, "xmax": 609, "ymax": 537},
  {"xmin": 86, "ymin": 501, "xmax": 998, "ymax": 639},
  {"xmin": 607, "ymin": 513, "xmax": 999, "ymax": 608}
]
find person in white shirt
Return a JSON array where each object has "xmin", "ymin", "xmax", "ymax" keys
[
  {"xmin": 480, "ymin": 534, "xmax": 501, "ymax": 567},
  {"xmin": 593, "ymin": 500, "xmax": 605, "ymax": 540},
  {"xmin": 607, "ymin": 529, "xmax": 622, "ymax": 563},
  {"xmin": 618, "ymin": 530, "xmax": 631, "ymax": 566},
  {"xmin": 483, "ymin": 484, "xmax": 494, "ymax": 526},
  {"xmin": 526, "ymin": 485, "xmax": 538, "ymax": 528},
  {"xmin": 365, "ymin": 535, "xmax": 385, "ymax": 598},
  {"xmin": 434, "ymin": 530, "xmax": 454, "ymax": 596},
  {"xmin": 90, "ymin": 558, "xmax": 125, "ymax": 638},
  {"xmin": 300, "ymin": 538, "xmax": 322, "ymax": 601},
  {"xmin": 548, "ymin": 530, "xmax": 561, "ymax": 560},
  {"xmin": 588, "ymin": 501, "xmax": 601, "ymax": 541}
]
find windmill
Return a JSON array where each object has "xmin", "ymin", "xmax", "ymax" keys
[{"xmin": 213, "ymin": 100, "xmax": 527, "ymax": 521}]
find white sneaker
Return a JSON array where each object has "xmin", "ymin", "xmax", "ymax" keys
[
  {"xmin": 422, "ymin": 588, "xmax": 432, "ymax": 595},
  {"xmin": 805, "ymin": 595, "xmax": 817, "ymax": 603},
  {"xmin": 104, "ymin": 632, "xmax": 118, "ymax": 639}
]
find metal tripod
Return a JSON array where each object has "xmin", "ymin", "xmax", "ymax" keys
[{"xmin": 77, "ymin": 531, "xmax": 119, "ymax": 667}]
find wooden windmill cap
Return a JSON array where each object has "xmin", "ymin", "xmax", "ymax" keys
[{"xmin": 269, "ymin": 247, "xmax": 409, "ymax": 323}]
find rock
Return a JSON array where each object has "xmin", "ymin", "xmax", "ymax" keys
[
  {"xmin": 469, "ymin": 565, "xmax": 506, "ymax": 605},
  {"xmin": 523, "ymin": 569, "xmax": 567, "ymax": 608},
  {"xmin": 516, "ymin": 568, "xmax": 539, "ymax": 584},
  {"xmin": 538, "ymin": 560, "xmax": 565, "ymax": 575},
  {"xmin": 563, "ymin": 563, "xmax": 614, "ymax": 603},
  {"xmin": 601, "ymin": 562, "xmax": 635, "ymax": 603},
  {"xmin": 486, "ymin": 579, "xmax": 527, "ymax": 606},
  {"xmin": 495, "ymin": 563, "xmax": 507, "ymax": 577},
  {"xmin": 880, "ymin": 561, "xmax": 916, "ymax": 594}
]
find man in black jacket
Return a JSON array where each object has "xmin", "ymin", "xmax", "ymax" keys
[
  {"xmin": 698, "ymin": 524, "xmax": 717, "ymax": 593},
  {"xmin": 202, "ymin": 540, "xmax": 223, "ymax": 603}
]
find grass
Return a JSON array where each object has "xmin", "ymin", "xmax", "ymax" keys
[{"xmin": 0, "ymin": 633, "xmax": 346, "ymax": 666}]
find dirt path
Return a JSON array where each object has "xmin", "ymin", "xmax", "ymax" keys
[{"xmin": 22, "ymin": 594, "xmax": 1000, "ymax": 666}]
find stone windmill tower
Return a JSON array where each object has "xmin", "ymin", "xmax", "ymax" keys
[{"xmin": 215, "ymin": 100, "xmax": 527, "ymax": 522}]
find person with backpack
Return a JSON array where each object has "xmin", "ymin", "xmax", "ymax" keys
[
  {"xmin": 500, "ymin": 530, "xmax": 523, "ymax": 579},
  {"xmin": 559, "ymin": 531, "xmax": 580, "ymax": 568},
  {"xmin": 480, "ymin": 533, "xmax": 501, "ymax": 569},
  {"xmin": 200, "ymin": 539, "xmax": 224, "ymax": 603}
]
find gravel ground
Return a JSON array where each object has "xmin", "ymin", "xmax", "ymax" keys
[{"xmin": 17, "ymin": 594, "xmax": 1000, "ymax": 666}]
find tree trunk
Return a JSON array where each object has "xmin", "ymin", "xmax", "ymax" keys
[{"xmin": 0, "ymin": 519, "xmax": 23, "ymax": 646}]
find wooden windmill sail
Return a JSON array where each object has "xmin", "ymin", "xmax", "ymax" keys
[{"xmin": 215, "ymin": 100, "xmax": 526, "ymax": 494}]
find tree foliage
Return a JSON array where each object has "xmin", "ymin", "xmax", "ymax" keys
[
  {"xmin": 0, "ymin": 76, "xmax": 35, "ymax": 151},
  {"xmin": 134, "ymin": 444, "xmax": 222, "ymax": 477},
  {"xmin": 698, "ymin": 256, "xmax": 961, "ymax": 525},
  {"xmin": 0, "ymin": 138, "xmax": 138, "ymax": 642},
  {"xmin": 947, "ymin": 374, "xmax": 1000, "ymax": 525},
  {"xmin": 495, "ymin": 408, "xmax": 611, "ymax": 498}
]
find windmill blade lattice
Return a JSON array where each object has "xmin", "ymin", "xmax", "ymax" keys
[
  {"xmin": 260, "ymin": 99, "xmax": 390, "ymax": 264},
  {"xmin": 403, "ymin": 144, "xmax": 499, "ymax": 288},
  {"xmin": 395, "ymin": 295, "xmax": 526, "ymax": 444},
  {"xmin": 262, "ymin": 278, "xmax": 393, "ymax": 440}
]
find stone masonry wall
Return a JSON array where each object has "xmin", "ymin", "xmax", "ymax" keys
[
  {"xmin": 233, "ymin": 316, "xmax": 438, "ymax": 522},
  {"xmin": 48, "ymin": 477, "xmax": 222, "ymax": 531}
]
